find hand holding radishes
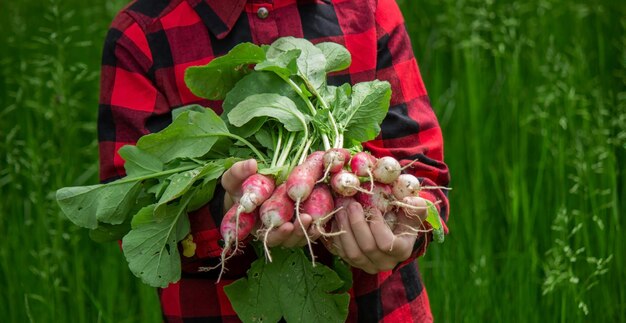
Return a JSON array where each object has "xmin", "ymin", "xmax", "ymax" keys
[{"xmin": 330, "ymin": 200, "xmax": 428, "ymax": 274}]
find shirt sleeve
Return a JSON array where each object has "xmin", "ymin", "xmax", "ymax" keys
[
  {"xmin": 98, "ymin": 12, "xmax": 160, "ymax": 182},
  {"xmin": 367, "ymin": 0, "xmax": 451, "ymax": 264},
  {"xmin": 98, "ymin": 12, "xmax": 225, "ymax": 263}
]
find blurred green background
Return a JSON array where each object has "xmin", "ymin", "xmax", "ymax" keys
[{"xmin": 0, "ymin": 0, "xmax": 624, "ymax": 322}]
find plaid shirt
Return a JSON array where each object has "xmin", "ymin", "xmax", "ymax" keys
[{"xmin": 99, "ymin": 0, "xmax": 450, "ymax": 322}]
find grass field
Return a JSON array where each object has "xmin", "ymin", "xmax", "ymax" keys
[{"xmin": 0, "ymin": 0, "xmax": 624, "ymax": 322}]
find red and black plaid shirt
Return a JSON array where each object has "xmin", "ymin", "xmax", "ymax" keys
[{"xmin": 99, "ymin": 0, "xmax": 450, "ymax": 322}]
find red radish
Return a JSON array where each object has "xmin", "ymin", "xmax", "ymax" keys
[
  {"xmin": 302, "ymin": 184, "xmax": 343, "ymax": 238},
  {"xmin": 217, "ymin": 202, "xmax": 257, "ymax": 282},
  {"xmin": 372, "ymin": 156, "xmax": 402, "ymax": 184},
  {"xmin": 324, "ymin": 148, "xmax": 351, "ymax": 173},
  {"xmin": 259, "ymin": 183, "xmax": 295, "ymax": 261},
  {"xmin": 287, "ymin": 156, "xmax": 324, "ymax": 202},
  {"xmin": 239, "ymin": 174, "xmax": 275, "ymax": 213},
  {"xmin": 350, "ymin": 152, "xmax": 377, "ymax": 176},
  {"xmin": 302, "ymin": 184, "xmax": 334, "ymax": 223},
  {"xmin": 330, "ymin": 170, "xmax": 362, "ymax": 197},
  {"xmin": 355, "ymin": 182, "xmax": 393, "ymax": 213},
  {"xmin": 334, "ymin": 196, "xmax": 357, "ymax": 209},
  {"xmin": 306, "ymin": 150, "xmax": 326, "ymax": 165},
  {"xmin": 356, "ymin": 181, "xmax": 431, "ymax": 219},
  {"xmin": 286, "ymin": 151, "xmax": 325, "ymax": 265},
  {"xmin": 350, "ymin": 152, "xmax": 377, "ymax": 189},
  {"xmin": 319, "ymin": 148, "xmax": 352, "ymax": 182}
]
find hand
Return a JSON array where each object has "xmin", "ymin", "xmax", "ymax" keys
[
  {"xmin": 221, "ymin": 159, "xmax": 318, "ymax": 248},
  {"xmin": 329, "ymin": 201, "xmax": 425, "ymax": 274},
  {"xmin": 263, "ymin": 212, "xmax": 318, "ymax": 248}
]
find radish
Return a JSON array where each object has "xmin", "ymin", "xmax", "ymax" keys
[
  {"xmin": 217, "ymin": 202, "xmax": 257, "ymax": 282},
  {"xmin": 355, "ymin": 182, "xmax": 394, "ymax": 213},
  {"xmin": 330, "ymin": 170, "xmax": 363, "ymax": 197},
  {"xmin": 302, "ymin": 184, "xmax": 334, "ymax": 223},
  {"xmin": 239, "ymin": 174, "xmax": 275, "ymax": 213},
  {"xmin": 259, "ymin": 183, "xmax": 295, "ymax": 262},
  {"xmin": 334, "ymin": 196, "xmax": 357, "ymax": 209},
  {"xmin": 372, "ymin": 156, "xmax": 402, "ymax": 184},
  {"xmin": 286, "ymin": 151, "xmax": 325, "ymax": 265},
  {"xmin": 324, "ymin": 148, "xmax": 351, "ymax": 173},
  {"xmin": 233, "ymin": 174, "xmax": 275, "ymax": 259},
  {"xmin": 356, "ymin": 181, "xmax": 431, "ymax": 220},
  {"xmin": 319, "ymin": 148, "xmax": 351, "ymax": 182},
  {"xmin": 350, "ymin": 152, "xmax": 377, "ymax": 189},
  {"xmin": 302, "ymin": 184, "xmax": 343, "ymax": 238},
  {"xmin": 350, "ymin": 152, "xmax": 376, "ymax": 176},
  {"xmin": 392, "ymin": 173, "xmax": 451, "ymax": 200},
  {"xmin": 400, "ymin": 195, "xmax": 431, "ymax": 222},
  {"xmin": 392, "ymin": 173, "xmax": 421, "ymax": 200}
]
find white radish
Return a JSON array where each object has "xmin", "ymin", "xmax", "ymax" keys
[
  {"xmin": 392, "ymin": 173, "xmax": 421, "ymax": 200},
  {"xmin": 372, "ymin": 156, "xmax": 402, "ymax": 184},
  {"xmin": 392, "ymin": 173, "xmax": 451, "ymax": 200}
]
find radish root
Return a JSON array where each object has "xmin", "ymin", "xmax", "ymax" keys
[{"xmin": 296, "ymin": 198, "xmax": 316, "ymax": 267}]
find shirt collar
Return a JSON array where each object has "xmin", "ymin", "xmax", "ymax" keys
[{"xmin": 188, "ymin": 0, "xmax": 247, "ymax": 39}]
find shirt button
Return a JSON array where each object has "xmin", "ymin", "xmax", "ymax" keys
[{"xmin": 257, "ymin": 7, "xmax": 269, "ymax": 19}]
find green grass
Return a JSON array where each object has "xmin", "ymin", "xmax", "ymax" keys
[
  {"xmin": 401, "ymin": 0, "xmax": 626, "ymax": 321},
  {"xmin": 0, "ymin": 0, "xmax": 624, "ymax": 322}
]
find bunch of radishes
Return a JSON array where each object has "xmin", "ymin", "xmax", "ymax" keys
[{"xmin": 217, "ymin": 148, "xmax": 446, "ymax": 280}]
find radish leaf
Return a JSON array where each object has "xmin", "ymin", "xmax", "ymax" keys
[
  {"xmin": 184, "ymin": 43, "xmax": 265, "ymax": 100},
  {"xmin": 155, "ymin": 161, "xmax": 226, "ymax": 217},
  {"xmin": 56, "ymin": 181, "xmax": 142, "ymax": 229},
  {"xmin": 255, "ymin": 49, "xmax": 300, "ymax": 78},
  {"xmin": 223, "ymin": 72, "xmax": 308, "ymax": 137},
  {"xmin": 224, "ymin": 247, "xmax": 349, "ymax": 323},
  {"xmin": 266, "ymin": 37, "xmax": 327, "ymax": 91},
  {"xmin": 228, "ymin": 93, "xmax": 309, "ymax": 132},
  {"xmin": 279, "ymin": 249, "xmax": 350, "ymax": 323},
  {"xmin": 118, "ymin": 145, "xmax": 163, "ymax": 177},
  {"xmin": 89, "ymin": 220, "xmax": 131, "ymax": 243},
  {"xmin": 223, "ymin": 248, "xmax": 285, "ymax": 323},
  {"xmin": 157, "ymin": 162, "xmax": 223, "ymax": 206},
  {"xmin": 122, "ymin": 193, "xmax": 192, "ymax": 288},
  {"xmin": 316, "ymin": 42, "xmax": 351, "ymax": 73},
  {"xmin": 335, "ymin": 80, "xmax": 391, "ymax": 145},
  {"xmin": 424, "ymin": 200, "xmax": 445, "ymax": 243},
  {"xmin": 136, "ymin": 109, "xmax": 229, "ymax": 163}
]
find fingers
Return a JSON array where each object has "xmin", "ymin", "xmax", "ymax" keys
[
  {"xmin": 346, "ymin": 203, "xmax": 385, "ymax": 261},
  {"xmin": 369, "ymin": 207, "xmax": 410, "ymax": 258},
  {"xmin": 282, "ymin": 213, "xmax": 313, "ymax": 248},
  {"xmin": 335, "ymin": 205, "xmax": 378, "ymax": 273},
  {"xmin": 265, "ymin": 222, "xmax": 295, "ymax": 247},
  {"xmin": 221, "ymin": 159, "xmax": 258, "ymax": 200}
]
